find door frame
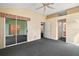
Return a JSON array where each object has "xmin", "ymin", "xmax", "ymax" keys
[
  {"xmin": 5, "ymin": 17, "xmax": 28, "ymax": 47},
  {"xmin": 58, "ymin": 19, "xmax": 66, "ymax": 42},
  {"xmin": 41, "ymin": 22, "xmax": 45, "ymax": 38}
]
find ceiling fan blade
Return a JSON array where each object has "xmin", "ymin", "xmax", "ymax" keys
[
  {"xmin": 42, "ymin": 3, "xmax": 52, "ymax": 6},
  {"xmin": 47, "ymin": 5, "xmax": 54, "ymax": 9},
  {"xmin": 49, "ymin": 3, "xmax": 54, "ymax": 5},
  {"xmin": 42, "ymin": 3, "xmax": 46, "ymax": 6},
  {"xmin": 36, "ymin": 6, "xmax": 44, "ymax": 10},
  {"xmin": 43, "ymin": 6, "xmax": 46, "ymax": 14}
]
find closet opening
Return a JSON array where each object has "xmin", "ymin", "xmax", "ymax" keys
[{"xmin": 58, "ymin": 19, "xmax": 66, "ymax": 42}]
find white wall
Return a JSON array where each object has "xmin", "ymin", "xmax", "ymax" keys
[
  {"xmin": 47, "ymin": 12, "xmax": 79, "ymax": 44},
  {"xmin": 66, "ymin": 13, "xmax": 79, "ymax": 44},
  {"xmin": 0, "ymin": 7, "xmax": 79, "ymax": 48},
  {"xmin": 44, "ymin": 22, "xmax": 52, "ymax": 39},
  {"xmin": 0, "ymin": 8, "xmax": 46, "ymax": 48},
  {"xmin": 0, "ymin": 17, "xmax": 5, "ymax": 48},
  {"xmin": 44, "ymin": 20, "xmax": 57, "ymax": 40}
]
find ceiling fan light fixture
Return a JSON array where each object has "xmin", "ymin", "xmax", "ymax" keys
[{"xmin": 36, "ymin": 3, "xmax": 54, "ymax": 15}]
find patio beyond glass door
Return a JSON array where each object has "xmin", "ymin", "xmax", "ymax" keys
[
  {"xmin": 6, "ymin": 18, "xmax": 16, "ymax": 45},
  {"xmin": 17, "ymin": 20, "xmax": 27, "ymax": 43},
  {"xmin": 5, "ymin": 18, "xmax": 27, "ymax": 46}
]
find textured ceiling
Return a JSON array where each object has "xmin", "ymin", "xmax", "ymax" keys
[{"xmin": 0, "ymin": 3, "xmax": 79, "ymax": 15}]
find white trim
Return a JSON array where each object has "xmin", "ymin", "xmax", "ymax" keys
[
  {"xmin": 6, "ymin": 41, "xmax": 27, "ymax": 48},
  {"xmin": 66, "ymin": 41, "xmax": 79, "ymax": 46},
  {"xmin": 0, "ymin": 47, "xmax": 6, "ymax": 49},
  {"xmin": 2, "ymin": 17, "xmax": 28, "ymax": 49},
  {"xmin": 5, "ymin": 18, "xmax": 28, "ymax": 48},
  {"xmin": 16, "ymin": 17, "xmax": 17, "ymax": 44},
  {"xmin": 56, "ymin": 20, "xmax": 58, "ymax": 40},
  {"xmin": 4, "ymin": 17, "xmax": 6, "ymax": 48},
  {"xmin": 26, "ymin": 20, "xmax": 28, "ymax": 42}
]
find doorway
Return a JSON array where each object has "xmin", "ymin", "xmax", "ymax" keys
[
  {"xmin": 58, "ymin": 19, "xmax": 66, "ymax": 42},
  {"xmin": 41, "ymin": 22, "xmax": 45, "ymax": 38}
]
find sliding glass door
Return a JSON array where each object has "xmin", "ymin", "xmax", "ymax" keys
[
  {"xmin": 17, "ymin": 20, "xmax": 27, "ymax": 43},
  {"xmin": 6, "ymin": 18, "xmax": 16, "ymax": 45},
  {"xmin": 5, "ymin": 18, "xmax": 27, "ymax": 46}
]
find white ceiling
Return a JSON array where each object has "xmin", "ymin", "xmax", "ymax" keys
[{"xmin": 0, "ymin": 3, "xmax": 79, "ymax": 15}]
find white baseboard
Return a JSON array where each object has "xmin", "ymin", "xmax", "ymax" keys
[{"xmin": 66, "ymin": 41, "xmax": 79, "ymax": 46}]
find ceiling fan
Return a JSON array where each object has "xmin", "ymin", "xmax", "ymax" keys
[{"xmin": 36, "ymin": 3, "xmax": 54, "ymax": 14}]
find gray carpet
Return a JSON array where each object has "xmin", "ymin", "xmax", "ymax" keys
[{"xmin": 0, "ymin": 38, "xmax": 79, "ymax": 56}]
